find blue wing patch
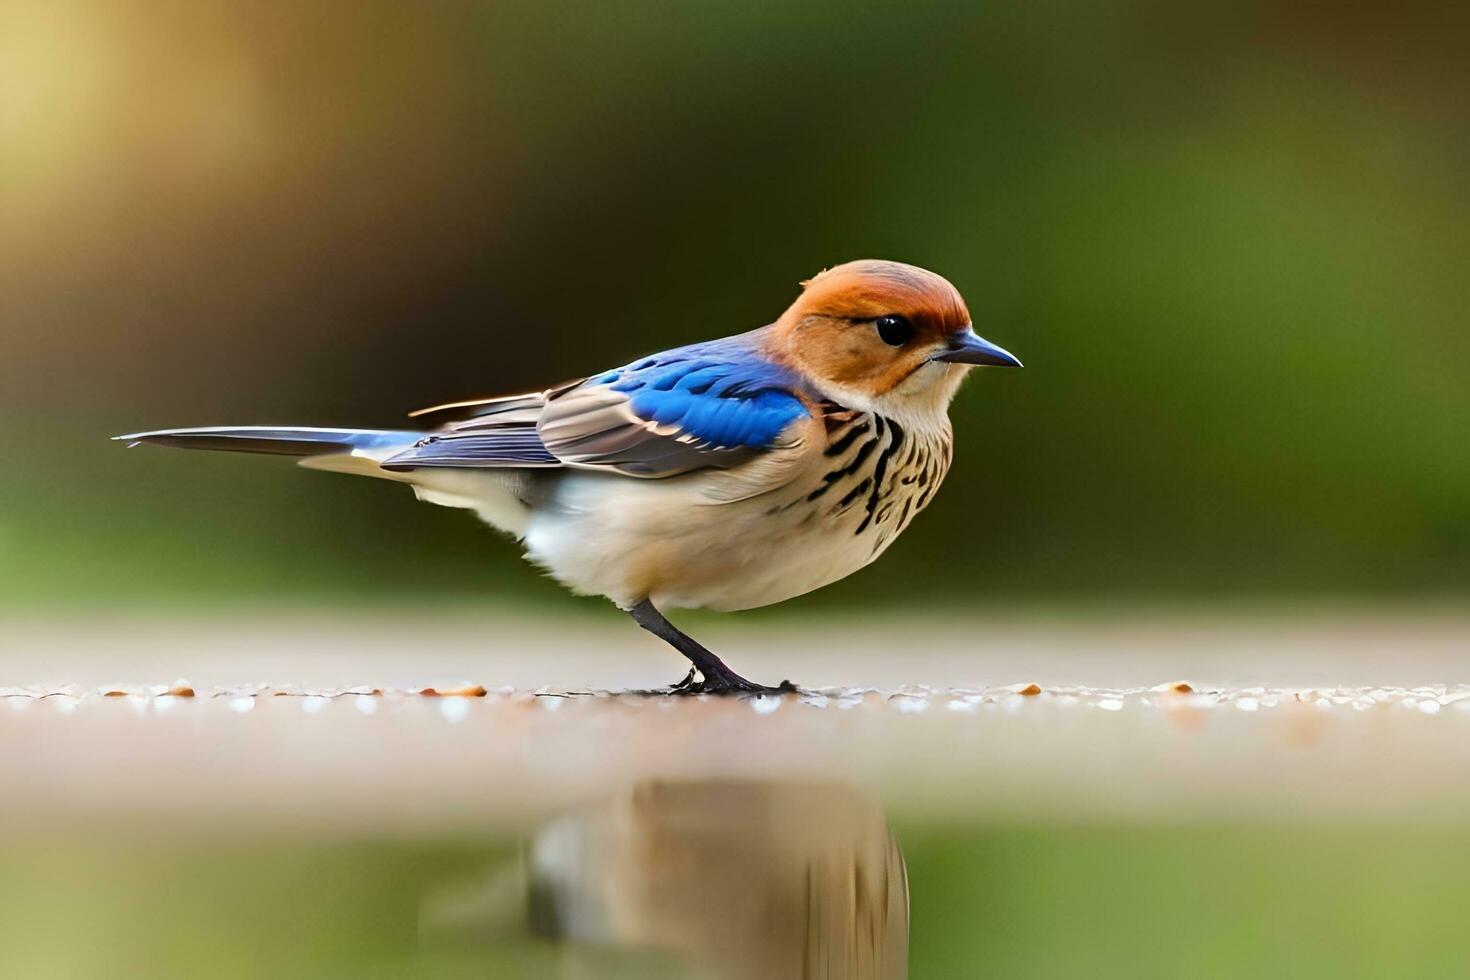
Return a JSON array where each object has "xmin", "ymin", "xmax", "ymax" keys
[
  {"xmin": 609, "ymin": 356, "xmax": 806, "ymax": 448},
  {"xmin": 540, "ymin": 336, "xmax": 812, "ymax": 476}
]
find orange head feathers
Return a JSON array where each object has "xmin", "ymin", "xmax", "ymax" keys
[
  {"xmin": 795, "ymin": 260, "xmax": 971, "ymax": 331},
  {"xmin": 769, "ymin": 259, "xmax": 1019, "ymax": 407}
]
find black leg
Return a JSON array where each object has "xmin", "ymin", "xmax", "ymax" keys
[{"xmin": 628, "ymin": 600, "xmax": 795, "ymax": 696}]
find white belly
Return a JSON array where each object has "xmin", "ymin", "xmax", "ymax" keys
[{"xmin": 519, "ymin": 472, "xmax": 877, "ymax": 610}]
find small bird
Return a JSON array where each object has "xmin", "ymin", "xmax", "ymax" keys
[{"xmin": 118, "ymin": 260, "xmax": 1020, "ymax": 693}]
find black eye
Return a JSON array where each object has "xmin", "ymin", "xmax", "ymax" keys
[{"xmin": 874, "ymin": 314, "xmax": 913, "ymax": 346}]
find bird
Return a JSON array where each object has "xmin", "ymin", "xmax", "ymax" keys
[{"xmin": 117, "ymin": 259, "xmax": 1021, "ymax": 694}]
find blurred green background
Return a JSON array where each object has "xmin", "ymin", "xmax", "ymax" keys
[
  {"xmin": 3, "ymin": 0, "xmax": 1466, "ymax": 608},
  {"xmin": 6, "ymin": 823, "xmax": 1470, "ymax": 978}
]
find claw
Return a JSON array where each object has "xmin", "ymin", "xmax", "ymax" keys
[
  {"xmin": 639, "ymin": 670, "xmax": 797, "ymax": 697},
  {"xmin": 667, "ymin": 668, "xmax": 699, "ymax": 693}
]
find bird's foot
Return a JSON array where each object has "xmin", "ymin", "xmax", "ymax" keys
[
  {"xmin": 625, "ymin": 600, "xmax": 797, "ymax": 697},
  {"xmin": 661, "ymin": 668, "xmax": 797, "ymax": 697}
]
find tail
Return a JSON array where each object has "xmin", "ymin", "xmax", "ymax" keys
[
  {"xmin": 114, "ymin": 425, "xmax": 421, "ymax": 457},
  {"xmin": 116, "ymin": 425, "xmax": 534, "ymax": 534}
]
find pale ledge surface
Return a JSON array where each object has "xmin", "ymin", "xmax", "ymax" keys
[{"xmin": 2, "ymin": 608, "xmax": 1466, "ymax": 832}]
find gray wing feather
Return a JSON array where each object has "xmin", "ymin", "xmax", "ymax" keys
[
  {"xmin": 536, "ymin": 386, "xmax": 758, "ymax": 477},
  {"xmin": 380, "ymin": 430, "xmax": 558, "ymax": 470},
  {"xmin": 387, "ymin": 382, "xmax": 753, "ymax": 476},
  {"xmin": 382, "ymin": 390, "xmax": 562, "ymax": 470}
]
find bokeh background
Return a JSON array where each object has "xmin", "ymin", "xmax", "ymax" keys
[{"xmin": 4, "ymin": 0, "xmax": 1466, "ymax": 609}]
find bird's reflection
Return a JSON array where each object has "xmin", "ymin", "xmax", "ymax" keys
[{"xmin": 423, "ymin": 779, "xmax": 908, "ymax": 979}]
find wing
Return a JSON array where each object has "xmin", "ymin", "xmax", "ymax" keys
[
  {"xmin": 537, "ymin": 336, "xmax": 811, "ymax": 477},
  {"xmin": 382, "ymin": 390, "xmax": 563, "ymax": 471},
  {"xmin": 383, "ymin": 335, "xmax": 813, "ymax": 478}
]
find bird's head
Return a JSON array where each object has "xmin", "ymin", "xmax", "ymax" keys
[{"xmin": 770, "ymin": 259, "xmax": 1020, "ymax": 420}]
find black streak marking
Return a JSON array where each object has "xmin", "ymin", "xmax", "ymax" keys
[
  {"xmin": 836, "ymin": 477, "xmax": 873, "ymax": 510},
  {"xmin": 856, "ymin": 419, "xmax": 904, "ymax": 534},
  {"xmin": 916, "ymin": 478, "xmax": 936, "ymax": 510},
  {"xmin": 824, "ymin": 421, "xmax": 871, "ymax": 456},
  {"xmin": 834, "ymin": 436, "xmax": 880, "ymax": 478},
  {"xmin": 896, "ymin": 436, "xmax": 918, "ymax": 470},
  {"xmin": 807, "ymin": 436, "xmax": 879, "ymax": 501}
]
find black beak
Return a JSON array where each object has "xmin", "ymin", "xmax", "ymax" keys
[{"xmin": 931, "ymin": 329, "xmax": 1023, "ymax": 367}]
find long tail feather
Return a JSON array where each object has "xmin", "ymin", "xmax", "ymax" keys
[
  {"xmin": 114, "ymin": 426, "xmax": 420, "ymax": 457},
  {"xmin": 116, "ymin": 424, "xmax": 535, "ymax": 534}
]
